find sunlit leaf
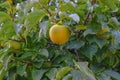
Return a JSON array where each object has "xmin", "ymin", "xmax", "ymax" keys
[
  {"xmin": 24, "ymin": 10, "xmax": 46, "ymax": 31},
  {"xmin": 0, "ymin": 1, "xmax": 11, "ymax": 10},
  {"xmin": 56, "ymin": 66, "xmax": 72, "ymax": 80}
]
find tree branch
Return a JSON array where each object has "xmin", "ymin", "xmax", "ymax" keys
[
  {"xmin": 83, "ymin": 12, "xmax": 91, "ymax": 25},
  {"xmin": 38, "ymin": 0, "xmax": 57, "ymax": 23},
  {"xmin": 83, "ymin": 0, "xmax": 96, "ymax": 25},
  {"xmin": 38, "ymin": 0, "xmax": 52, "ymax": 17},
  {"xmin": 92, "ymin": 0, "xmax": 96, "ymax": 5}
]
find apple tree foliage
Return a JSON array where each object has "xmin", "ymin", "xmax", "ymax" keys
[{"xmin": 0, "ymin": 0, "xmax": 120, "ymax": 80}]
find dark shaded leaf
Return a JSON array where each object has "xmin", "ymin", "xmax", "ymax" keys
[
  {"xmin": 67, "ymin": 40, "xmax": 85, "ymax": 49},
  {"xmin": 81, "ymin": 44, "xmax": 98, "ymax": 60},
  {"xmin": 32, "ymin": 69, "xmax": 46, "ymax": 80}
]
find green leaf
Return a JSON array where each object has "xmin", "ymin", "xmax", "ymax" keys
[
  {"xmin": 0, "ymin": 12, "xmax": 11, "ymax": 22},
  {"xmin": 32, "ymin": 69, "xmax": 46, "ymax": 80},
  {"xmin": 0, "ymin": 49, "xmax": 9, "ymax": 60},
  {"xmin": 86, "ymin": 36, "xmax": 96, "ymax": 44},
  {"xmin": 108, "ymin": 54, "xmax": 118, "ymax": 67},
  {"xmin": 69, "ymin": 13, "xmax": 80, "ymax": 23},
  {"xmin": 56, "ymin": 66, "xmax": 72, "ymax": 80},
  {"xmin": 108, "ymin": 17, "xmax": 120, "ymax": 30},
  {"xmin": 40, "ymin": 0, "xmax": 49, "ymax": 5},
  {"xmin": 0, "ymin": 1, "xmax": 11, "ymax": 10},
  {"xmin": 33, "ymin": 62, "xmax": 43, "ymax": 69},
  {"xmin": 0, "ymin": 68, "xmax": 6, "ymax": 80},
  {"xmin": 17, "ymin": 64, "xmax": 27, "ymax": 76},
  {"xmin": 95, "ymin": 38, "xmax": 108, "ymax": 49},
  {"xmin": 8, "ymin": 69, "xmax": 16, "ymax": 80},
  {"xmin": 46, "ymin": 68, "xmax": 57, "ymax": 80},
  {"xmin": 66, "ymin": 40, "xmax": 85, "ymax": 49},
  {"xmin": 24, "ymin": 10, "xmax": 46, "ymax": 27},
  {"xmin": 75, "ymin": 25, "xmax": 87, "ymax": 31},
  {"xmin": 83, "ymin": 29, "xmax": 96, "ymax": 37},
  {"xmin": 3, "ymin": 54, "xmax": 13, "ymax": 70},
  {"xmin": 60, "ymin": 2, "xmax": 84, "ymax": 16},
  {"xmin": 54, "ymin": 53, "xmax": 75, "ymax": 66},
  {"xmin": 74, "ymin": 62, "xmax": 96, "ymax": 80},
  {"xmin": 0, "ymin": 20, "xmax": 16, "ymax": 38},
  {"xmin": 20, "ymin": 52, "xmax": 33, "ymax": 59},
  {"xmin": 24, "ymin": 10, "xmax": 46, "ymax": 32},
  {"xmin": 100, "ymin": 0, "xmax": 118, "ymax": 12},
  {"xmin": 112, "ymin": 31, "xmax": 120, "ymax": 49},
  {"xmin": 39, "ymin": 21, "xmax": 48, "ymax": 37},
  {"xmin": 81, "ymin": 44, "xmax": 98, "ymax": 60},
  {"xmin": 77, "ymin": 0, "xmax": 88, "ymax": 3},
  {"xmin": 39, "ymin": 49, "xmax": 49, "ymax": 58},
  {"xmin": 96, "ymin": 73, "xmax": 111, "ymax": 80},
  {"xmin": 60, "ymin": 3, "xmax": 76, "ymax": 12},
  {"xmin": 71, "ymin": 70, "xmax": 87, "ymax": 80},
  {"xmin": 95, "ymin": 48, "xmax": 107, "ymax": 63},
  {"xmin": 86, "ymin": 36, "xmax": 108, "ymax": 49},
  {"xmin": 24, "ymin": 2, "xmax": 34, "ymax": 13},
  {"xmin": 62, "ymin": 74, "xmax": 72, "ymax": 80},
  {"xmin": 90, "ymin": 65, "xmax": 105, "ymax": 74},
  {"xmin": 104, "ymin": 69, "xmax": 120, "ymax": 80}
]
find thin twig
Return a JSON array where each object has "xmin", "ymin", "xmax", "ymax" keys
[
  {"xmin": 83, "ymin": 12, "xmax": 91, "ymax": 25},
  {"xmin": 83, "ymin": 0, "xmax": 96, "ymax": 25},
  {"xmin": 38, "ymin": 0, "xmax": 52, "ymax": 17}
]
